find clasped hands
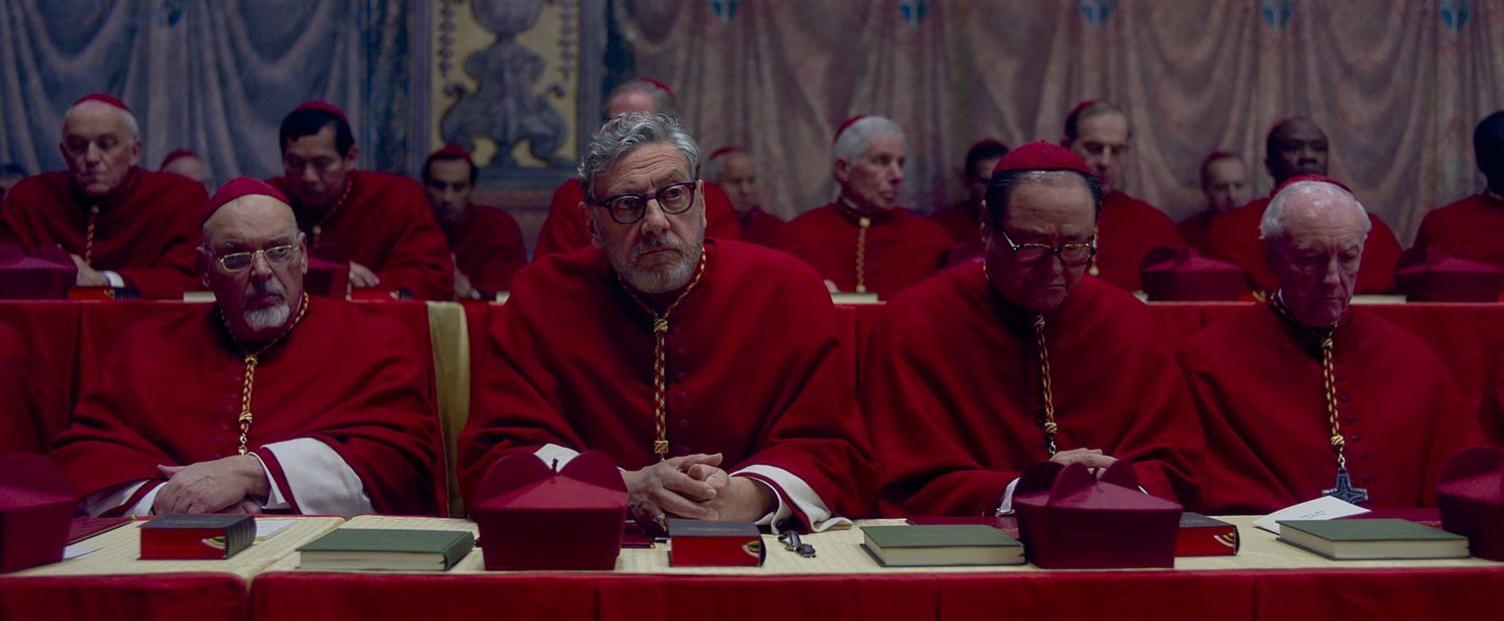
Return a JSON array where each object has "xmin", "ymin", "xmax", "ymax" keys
[
  {"xmin": 151, "ymin": 454, "xmax": 272, "ymax": 515},
  {"xmin": 622, "ymin": 453, "xmax": 774, "ymax": 534}
]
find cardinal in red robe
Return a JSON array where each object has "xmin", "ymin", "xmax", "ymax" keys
[
  {"xmin": 1, "ymin": 94, "xmax": 206, "ymax": 298},
  {"xmin": 706, "ymin": 146, "xmax": 786, "ymax": 247},
  {"xmin": 1205, "ymin": 118, "xmax": 1402, "ymax": 294},
  {"xmin": 1412, "ymin": 111, "xmax": 1504, "ymax": 270},
  {"xmin": 422, "ymin": 145, "xmax": 526, "ymax": 298},
  {"xmin": 1179, "ymin": 152, "xmax": 1250, "ymax": 253},
  {"xmin": 1058, "ymin": 101, "xmax": 1186, "ymax": 292},
  {"xmin": 460, "ymin": 114, "xmax": 872, "ymax": 531},
  {"xmin": 780, "ymin": 116, "xmax": 953, "ymax": 298},
  {"xmin": 931, "ymin": 139, "xmax": 1009, "ymax": 245},
  {"xmin": 1181, "ymin": 176, "xmax": 1480, "ymax": 513},
  {"xmin": 268, "ymin": 101, "xmax": 454, "ymax": 299},
  {"xmin": 48, "ymin": 179, "xmax": 438, "ymax": 517},
  {"xmin": 866, "ymin": 142, "xmax": 1203, "ymax": 517}
]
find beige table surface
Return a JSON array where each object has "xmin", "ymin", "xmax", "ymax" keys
[
  {"xmin": 260, "ymin": 515, "xmax": 1504, "ymax": 576},
  {"xmin": 8, "ymin": 517, "xmax": 343, "ymax": 581}
]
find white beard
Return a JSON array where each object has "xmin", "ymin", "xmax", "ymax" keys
[
  {"xmin": 608, "ymin": 232, "xmax": 704, "ymax": 294},
  {"xmin": 241, "ymin": 278, "xmax": 291, "ymax": 331},
  {"xmin": 244, "ymin": 303, "xmax": 290, "ymax": 332}
]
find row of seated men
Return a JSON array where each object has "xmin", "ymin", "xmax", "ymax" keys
[
  {"xmin": 4, "ymin": 113, "xmax": 1495, "ymax": 533},
  {"xmin": 6, "ymin": 82, "xmax": 1503, "ymax": 304}
]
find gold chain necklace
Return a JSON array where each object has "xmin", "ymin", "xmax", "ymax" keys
[
  {"xmin": 1268, "ymin": 297, "xmax": 1368, "ymax": 504},
  {"xmin": 220, "ymin": 294, "xmax": 310, "ymax": 455},
  {"xmin": 309, "ymin": 178, "xmax": 355, "ymax": 247},
  {"xmin": 617, "ymin": 252, "xmax": 708, "ymax": 459},
  {"xmin": 855, "ymin": 216, "xmax": 871, "ymax": 293},
  {"xmin": 83, "ymin": 205, "xmax": 100, "ymax": 266}
]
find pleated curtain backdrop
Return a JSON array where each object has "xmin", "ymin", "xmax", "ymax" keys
[
  {"xmin": 618, "ymin": 0, "xmax": 1504, "ymax": 242},
  {"xmin": 0, "ymin": 0, "xmax": 412, "ymax": 186}
]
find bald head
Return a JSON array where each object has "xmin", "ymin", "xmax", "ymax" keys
[
  {"xmin": 200, "ymin": 195, "xmax": 308, "ymax": 343},
  {"xmin": 1261, "ymin": 181, "xmax": 1370, "ymax": 327},
  {"xmin": 605, "ymin": 79, "xmax": 676, "ymax": 119},
  {"xmin": 59, "ymin": 101, "xmax": 142, "ymax": 197},
  {"xmin": 1474, "ymin": 110, "xmax": 1504, "ymax": 192},
  {"xmin": 1265, "ymin": 117, "xmax": 1329, "ymax": 184}
]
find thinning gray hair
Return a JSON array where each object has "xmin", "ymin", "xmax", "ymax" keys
[
  {"xmin": 578, "ymin": 112, "xmax": 701, "ymax": 200},
  {"xmin": 1259, "ymin": 180, "xmax": 1372, "ymax": 240},
  {"xmin": 832, "ymin": 116, "xmax": 905, "ymax": 166},
  {"xmin": 65, "ymin": 100, "xmax": 140, "ymax": 141}
]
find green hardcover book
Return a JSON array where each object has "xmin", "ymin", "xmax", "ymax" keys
[
  {"xmin": 861, "ymin": 525, "xmax": 1024, "ymax": 567},
  {"xmin": 1277, "ymin": 519, "xmax": 1469, "ymax": 560},
  {"xmin": 298, "ymin": 528, "xmax": 475, "ymax": 571}
]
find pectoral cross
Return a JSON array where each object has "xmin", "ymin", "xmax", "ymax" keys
[{"xmin": 1323, "ymin": 468, "xmax": 1369, "ymax": 505}]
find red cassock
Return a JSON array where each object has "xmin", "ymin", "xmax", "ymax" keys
[
  {"xmin": 864, "ymin": 264, "xmax": 1205, "ymax": 517},
  {"xmin": 47, "ymin": 299, "xmax": 440, "ymax": 515},
  {"xmin": 457, "ymin": 239, "xmax": 874, "ymax": 524},
  {"xmin": 1093, "ymin": 191, "xmax": 1185, "ymax": 292},
  {"xmin": 0, "ymin": 322, "xmax": 52, "ymax": 456},
  {"xmin": 446, "ymin": 204, "xmax": 527, "ymax": 296},
  {"xmin": 1177, "ymin": 210, "xmax": 1219, "ymax": 254},
  {"xmin": 737, "ymin": 206, "xmax": 788, "ymax": 248},
  {"xmin": 532, "ymin": 179, "xmax": 743, "ymax": 259},
  {"xmin": 268, "ymin": 171, "xmax": 455, "ymax": 300},
  {"xmin": 930, "ymin": 200, "xmax": 982, "ymax": 244},
  {"xmin": 0, "ymin": 168, "xmax": 206, "ymax": 298},
  {"xmin": 1205, "ymin": 196, "xmax": 1403, "ymax": 294},
  {"xmin": 779, "ymin": 203, "xmax": 953, "ymax": 298},
  {"xmin": 1413, "ymin": 193, "xmax": 1504, "ymax": 269},
  {"xmin": 1179, "ymin": 305, "xmax": 1483, "ymax": 514}
]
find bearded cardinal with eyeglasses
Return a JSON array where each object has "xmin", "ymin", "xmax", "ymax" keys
[{"xmin": 48, "ymin": 177, "xmax": 441, "ymax": 519}]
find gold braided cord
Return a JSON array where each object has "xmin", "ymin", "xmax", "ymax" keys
[
  {"xmin": 855, "ymin": 216, "xmax": 871, "ymax": 294},
  {"xmin": 224, "ymin": 294, "xmax": 310, "ymax": 455},
  {"xmin": 83, "ymin": 205, "xmax": 100, "ymax": 266},
  {"xmin": 1267, "ymin": 296, "xmax": 1350, "ymax": 473},
  {"xmin": 1032, "ymin": 314, "xmax": 1059, "ymax": 457},
  {"xmin": 310, "ymin": 179, "xmax": 354, "ymax": 247},
  {"xmin": 619, "ymin": 252, "xmax": 709, "ymax": 459},
  {"xmin": 1320, "ymin": 336, "xmax": 1348, "ymax": 469}
]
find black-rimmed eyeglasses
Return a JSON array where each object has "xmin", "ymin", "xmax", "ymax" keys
[
  {"xmin": 584, "ymin": 180, "xmax": 699, "ymax": 224},
  {"xmin": 998, "ymin": 229, "xmax": 1096, "ymax": 266},
  {"xmin": 216, "ymin": 245, "xmax": 298, "ymax": 272}
]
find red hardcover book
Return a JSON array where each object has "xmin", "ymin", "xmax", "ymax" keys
[
  {"xmin": 67, "ymin": 517, "xmax": 131, "ymax": 545},
  {"xmin": 667, "ymin": 520, "xmax": 765, "ymax": 567},
  {"xmin": 139, "ymin": 514, "xmax": 255, "ymax": 560},
  {"xmin": 1176, "ymin": 513, "xmax": 1239, "ymax": 556}
]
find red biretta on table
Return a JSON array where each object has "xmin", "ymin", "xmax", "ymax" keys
[
  {"xmin": 458, "ymin": 239, "xmax": 874, "ymax": 528},
  {"xmin": 0, "ymin": 168, "xmax": 206, "ymax": 298},
  {"xmin": 48, "ymin": 299, "xmax": 440, "ymax": 516},
  {"xmin": 1178, "ymin": 304, "xmax": 1482, "ymax": 514},
  {"xmin": 779, "ymin": 202, "xmax": 953, "ymax": 298},
  {"xmin": 268, "ymin": 171, "xmax": 455, "ymax": 300},
  {"xmin": 532, "ymin": 178, "xmax": 743, "ymax": 259},
  {"xmin": 864, "ymin": 264, "xmax": 1204, "ymax": 517}
]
